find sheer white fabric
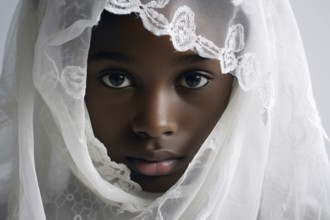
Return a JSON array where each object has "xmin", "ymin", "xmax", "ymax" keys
[{"xmin": 0, "ymin": 0, "xmax": 329, "ymax": 219}]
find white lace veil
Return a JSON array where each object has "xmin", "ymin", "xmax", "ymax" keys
[{"xmin": 1, "ymin": 0, "xmax": 330, "ymax": 219}]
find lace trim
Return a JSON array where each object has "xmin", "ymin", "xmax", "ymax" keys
[
  {"xmin": 104, "ymin": 0, "xmax": 242, "ymax": 73},
  {"xmin": 104, "ymin": 0, "xmax": 273, "ymax": 111}
]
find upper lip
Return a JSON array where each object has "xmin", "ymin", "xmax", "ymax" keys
[{"xmin": 125, "ymin": 150, "xmax": 182, "ymax": 162}]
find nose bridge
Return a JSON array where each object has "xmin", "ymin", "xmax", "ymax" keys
[{"xmin": 132, "ymin": 85, "xmax": 177, "ymax": 137}]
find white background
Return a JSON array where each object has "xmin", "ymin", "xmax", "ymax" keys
[{"xmin": 0, "ymin": 1, "xmax": 329, "ymax": 148}]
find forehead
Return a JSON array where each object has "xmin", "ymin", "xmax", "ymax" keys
[{"xmin": 89, "ymin": 12, "xmax": 176, "ymax": 56}]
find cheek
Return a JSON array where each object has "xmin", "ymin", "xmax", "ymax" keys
[
  {"xmin": 180, "ymin": 76, "xmax": 233, "ymax": 152},
  {"xmin": 86, "ymin": 100, "xmax": 131, "ymax": 132},
  {"xmin": 85, "ymin": 91, "xmax": 136, "ymax": 162},
  {"xmin": 85, "ymin": 79, "xmax": 134, "ymax": 141},
  {"xmin": 180, "ymin": 98, "xmax": 227, "ymax": 155}
]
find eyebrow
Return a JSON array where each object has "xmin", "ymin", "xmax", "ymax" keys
[
  {"xmin": 88, "ymin": 51, "xmax": 213, "ymax": 65},
  {"xmin": 174, "ymin": 54, "xmax": 212, "ymax": 65},
  {"xmin": 88, "ymin": 51, "xmax": 134, "ymax": 63}
]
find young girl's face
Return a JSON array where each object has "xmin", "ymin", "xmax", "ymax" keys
[{"xmin": 85, "ymin": 12, "xmax": 233, "ymax": 192}]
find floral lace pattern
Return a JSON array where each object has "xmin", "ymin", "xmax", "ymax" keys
[
  {"xmin": 45, "ymin": 177, "xmax": 126, "ymax": 220},
  {"xmin": 61, "ymin": 66, "xmax": 87, "ymax": 99},
  {"xmin": 221, "ymin": 24, "xmax": 245, "ymax": 73},
  {"xmin": 169, "ymin": 6, "xmax": 197, "ymax": 52},
  {"xmin": 105, "ymin": 0, "xmax": 240, "ymax": 72}
]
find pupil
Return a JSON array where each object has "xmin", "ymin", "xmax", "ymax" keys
[
  {"xmin": 109, "ymin": 74, "xmax": 124, "ymax": 86},
  {"xmin": 185, "ymin": 74, "xmax": 201, "ymax": 87}
]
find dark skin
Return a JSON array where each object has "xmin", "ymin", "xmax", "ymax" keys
[{"xmin": 85, "ymin": 12, "xmax": 233, "ymax": 192}]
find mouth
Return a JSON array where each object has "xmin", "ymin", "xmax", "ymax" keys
[
  {"xmin": 126, "ymin": 152, "xmax": 184, "ymax": 176},
  {"xmin": 126, "ymin": 157, "xmax": 184, "ymax": 176}
]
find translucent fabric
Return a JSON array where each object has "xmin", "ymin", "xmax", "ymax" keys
[{"xmin": 0, "ymin": 0, "xmax": 329, "ymax": 219}]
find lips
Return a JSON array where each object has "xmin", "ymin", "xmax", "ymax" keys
[{"xmin": 125, "ymin": 150, "xmax": 184, "ymax": 176}]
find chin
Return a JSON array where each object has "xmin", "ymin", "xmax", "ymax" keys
[{"xmin": 131, "ymin": 169, "xmax": 185, "ymax": 193}]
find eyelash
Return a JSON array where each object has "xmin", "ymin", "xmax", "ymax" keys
[
  {"xmin": 98, "ymin": 69, "xmax": 214, "ymax": 90},
  {"xmin": 177, "ymin": 71, "xmax": 213, "ymax": 89},
  {"xmin": 99, "ymin": 70, "xmax": 135, "ymax": 89}
]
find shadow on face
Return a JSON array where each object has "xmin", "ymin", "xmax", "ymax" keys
[{"xmin": 85, "ymin": 11, "xmax": 233, "ymax": 192}]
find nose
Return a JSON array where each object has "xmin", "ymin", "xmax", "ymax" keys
[{"xmin": 132, "ymin": 88, "xmax": 178, "ymax": 138}]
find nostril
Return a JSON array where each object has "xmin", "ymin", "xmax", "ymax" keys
[
  {"xmin": 132, "ymin": 116, "xmax": 177, "ymax": 138},
  {"xmin": 163, "ymin": 131, "xmax": 173, "ymax": 136},
  {"xmin": 135, "ymin": 131, "xmax": 150, "ymax": 138},
  {"xmin": 134, "ymin": 130, "xmax": 174, "ymax": 138}
]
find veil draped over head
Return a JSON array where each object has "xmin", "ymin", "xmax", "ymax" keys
[{"xmin": 1, "ymin": 0, "xmax": 330, "ymax": 219}]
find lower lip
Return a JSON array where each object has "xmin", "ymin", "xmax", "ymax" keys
[{"xmin": 127, "ymin": 158, "xmax": 181, "ymax": 176}]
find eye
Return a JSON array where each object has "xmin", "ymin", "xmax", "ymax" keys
[
  {"xmin": 100, "ymin": 70, "xmax": 134, "ymax": 88},
  {"xmin": 178, "ymin": 71, "xmax": 211, "ymax": 89}
]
